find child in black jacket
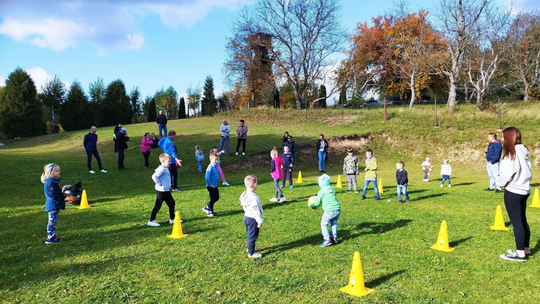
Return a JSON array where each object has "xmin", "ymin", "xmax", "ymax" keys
[{"xmin": 396, "ymin": 161, "xmax": 410, "ymax": 203}]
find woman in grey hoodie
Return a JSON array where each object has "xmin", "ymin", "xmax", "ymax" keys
[{"xmin": 496, "ymin": 127, "xmax": 532, "ymax": 262}]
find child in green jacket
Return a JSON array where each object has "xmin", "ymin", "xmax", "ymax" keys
[
  {"xmin": 361, "ymin": 149, "xmax": 380, "ymax": 200},
  {"xmin": 309, "ymin": 174, "xmax": 341, "ymax": 247}
]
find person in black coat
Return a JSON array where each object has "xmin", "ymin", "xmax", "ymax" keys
[
  {"xmin": 156, "ymin": 111, "xmax": 168, "ymax": 138},
  {"xmin": 83, "ymin": 126, "xmax": 107, "ymax": 173},
  {"xmin": 115, "ymin": 128, "xmax": 129, "ymax": 170},
  {"xmin": 113, "ymin": 123, "xmax": 122, "ymax": 153}
]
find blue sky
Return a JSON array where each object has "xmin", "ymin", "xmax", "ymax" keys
[{"xmin": 0, "ymin": 0, "xmax": 537, "ymax": 104}]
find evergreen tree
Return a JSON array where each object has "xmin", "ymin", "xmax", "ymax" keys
[
  {"xmin": 39, "ymin": 75, "xmax": 66, "ymax": 133},
  {"xmin": 154, "ymin": 87, "xmax": 178, "ymax": 119},
  {"xmin": 318, "ymin": 85, "xmax": 327, "ymax": 108},
  {"xmin": 179, "ymin": 97, "xmax": 186, "ymax": 119},
  {"xmin": 130, "ymin": 86, "xmax": 141, "ymax": 123},
  {"xmin": 0, "ymin": 68, "xmax": 44, "ymax": 138},
  {"xmin": 88, "ymin": 77, "xmax": 106, "ymax": 126},
  {"xmin": 273, "ymin": 88, "xmax": 280, "ymax": 109},
  {"xmin": 60, "ymin": 81, "xmax": 91, "ymax": 131},
  {"xmin": 101, "ymin": 79, "xmax": 132, "ymax": 126},
  {"xmin": 147, "ymin": 98, "xmax": 157, "ymax": 122},
  {"xmin": 201, "ymin": 75, "xmax": 216, "ymax": 116}
]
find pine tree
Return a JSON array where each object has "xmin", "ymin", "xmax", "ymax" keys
[
  {"xmin": 179, "ymin": 97, "xmax": 186, "ymax": 119},
  {"xmin": 101, "ymin": 79, "xmax": 132, "ymax": 126},
  {"xmin": 60, "ymin": 81, "xmax": 91, "ymax": 131},
  {"xmin": 147, "ymin": 98, "xmax": 157, "ymax": 122},
  {"xmin": 202, "ymin": 76, "xmax": 216, "ymax": 116},
  {"xmin": 39, "ymin": 75, "xmax": 66, "ymax": 133},
  {"xmin": 0, "ymin": 68, "xmax": 44, "ymax": 138}
]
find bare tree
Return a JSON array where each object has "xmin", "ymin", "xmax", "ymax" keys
[{"xmin": 437, "ymin": 0, "xmax": 490, "ymax": 111}]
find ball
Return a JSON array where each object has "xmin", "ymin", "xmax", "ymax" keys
[{"xmin": 308, "ymin": 196, "xmax": 317, "ymax": 208}]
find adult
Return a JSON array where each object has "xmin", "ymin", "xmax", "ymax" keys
[
  {"xmin": 141, "ymin": 133, "xmax": 153, "ymax": 169},
  {"xmin": 282, "ymin": 132, "xmax": 290, "ymax": 145},
  {"xmin": 219, "ymin": 119, "xmax": 230, "ymax": 156},
  {"xmin": 150, "ymin": 133, "xmax": 159, "ymax": 149},
  {"xmin": 156, "ymin": 110, "xmax": 168, "ymax": 138},
  {"xmin": 115, "ymin": 127, "xmax": 128, "ymax": 170},
  {"xmin": 286, "ymin": 135, "xmax": 297, "ymax": 155},
  {"xmin": 485, "ymin": 132, "xmax": 503, "ymax": 193},
  {"xmin": 159, "ymin": 130, "xmax": 182, "ymax": 191},
  {"xmin": 236, "ymin": 119, "xmax": 248, "ymax": 155},
  {"xmin": 496, "ymin": 127, "xmax": 532, "ymax": 262},
  {"xmin": 83, "ymin": 126, "xmax": 107, "ymax": 174},
  {"xmin": 113, "ymin": 123, "xmax": 122, "ymax": 153},
  {"xmin": 316, "ymin": 134, "xmax": 328, "ymax": 173}
]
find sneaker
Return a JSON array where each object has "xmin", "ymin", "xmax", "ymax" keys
[
  {"xmin": 289, "ymin": 186, "xmax": 294, "ymax": 189},
  {"xmin": 354, "ymin": 190, "xmax": 359, "ymax": 193},
  {"xmin": 331, "ymin": 237, "xmax": 338, "ymax": 244},
  {"xmin": 207, "ymin": 212, "xmax": 218, "ymax": 217},
  {"xmin": 360, "ymin": 195, "xmax": 366, "ymax": 200},
  {"xmin": 319, "ymin": 240, "xmax": 332, "ymax": 247},
  {"xmin": 147, "ymin": 220, "xmax": 160, "ymax": 227},
  {"xmin": 423, "ymin": 179, "xmax": 429, "ymax": 182},
  {"xmin": 279, "ymin": 197, "xmax": 287, "ymax": 203},
  {"xmin": 169, "ymin": 219, "xmax": 174, "ymax": 224},
  {"xmin": 100, "ymin": 169, "xmax": 107, "ymax": 173},
  {"xmin": 440, "ymin": 184, "xmax": 444, "ymax": 187},
  {"xmin": 500, "ymin": 251, "xmax": 527, "ymax": 262},
  {"xmin": 448, "ymin": 185, "xmax": 452, "ymax": 188},
  {"xmin": 242, "ymin": 152, "xmax": 245, "ymax": 155},
  {"xmin": 223, "ymin": 182, "xmax": 230, "ymax": 186},
  {"xmin": 398, "ymin": 199, "xmax": 403, "ymax": 203},
  {"xmin": 248, "ymin": 252, "xmax": 262, "ymax": 259},
  {"xmin": 507, "ymin": 250, "xmax": 532, "ymax": 257},
  {"xmin": 89, "ymin": 170, "xmax": 95, "ymax": 174},
  {"xmin": 406, "ymin": 199, "xmax": 410, "ymax": 203},
  {"xmin": 45, "ymin": 236, "xmax": 62, "ymax": 244},
  {"xmin": 484, "ymin": 188, "xmax": 494, "ymax": 191},
  {"xmin": 269, "ymin": 197, "xmax": 278, "ymax": 202},
  {"xmin": 202, "ymin": 206, "xmax": 210, "ymax": 215},
  {"xmin": 172, "ymin": 188, "xmax": 181, "ymax": 192},
  {"xmin": 373, "ymin": 197, "xmax": 380, "ymax": 201},
  {"xmin": 495, "ymin": 189, "xmax": 502, "ymax": 193},
  {"xmin": 280, "ymin": 185, "xmax": 284, "ymax": 189},
  {"xmin": 236, "ymin": 152, "xmax": 239, "ymax": 155}
]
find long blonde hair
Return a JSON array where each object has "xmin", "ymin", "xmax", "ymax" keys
[{"xmin": 41, "ymin": 163, "xmax": 59, "ymax": 183}]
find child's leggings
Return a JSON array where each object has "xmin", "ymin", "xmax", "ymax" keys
[
  {"xmin": 150, "ymin": 191, "xmax": 176, "ymax": 221},
  {"xmin": 274, "ymin": 178, "xmax": 284, "ymax": 198},
  {"xmin": 281, "ymin": 167, "xmax": 293, "ymax": 187},
  {"xmin": 47, "ymin": 209, "xmax": 59, "ymax": 239},
  {"xmin": 217, "ymin": 165, "xmax": 226, "ymax": 183}
]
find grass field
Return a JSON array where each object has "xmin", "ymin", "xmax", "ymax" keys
[{"xmin": 1, "ymin": 103, "xmax": 539, "ymax": 303}]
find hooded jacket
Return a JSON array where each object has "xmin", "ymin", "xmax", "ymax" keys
[
  {"xmin": 270, "ymin": 156, "xmax": 283, "ymax": 179},
  {"xmin": 44, "ymin": 177, "xmax": 65, "ymax": 212},
  {"xmin": 496, "ymin": 144, "xmax": 532, "ymax": 195},
  {"xmin": 311, "ymin": 175, "xmax": 341, "ymax": 211},
  {"xmin": 159, "ymin": 136, "xmax": 177, "ymax": 164},
  {"xmin": 152, "ymin": 165, "xmax": 171, "ymax": 191},
  {"xmin": 343, "ymin": 155, "xmax": 359, "ymax": 175},
  {"xmin": 240, "ymin": 190, "xmax": 263, "ymax": 224},
  {"xmin": 486, "ymin": 139, "xmax": 502, "ymax": 164}
]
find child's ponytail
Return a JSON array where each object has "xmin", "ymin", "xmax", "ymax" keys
[{"xmin": 41, "ymin": 163, "xmax": 56, "ymax": 184}]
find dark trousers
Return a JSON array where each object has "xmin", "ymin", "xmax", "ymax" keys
[
  {"xmin": 150, "ymin": 191, "xmax": 175, "ymax": 221},
  {"xmin": 236, "ymin": 138, "xmax": 246, "ymax": 153},
  {"xmin": 504, "ymin": 190, "xmax": 531, "ymax": 250},
  {"xmin": 143, "ymin": 151, "xmax": 151, "ymax": 167},
  {"xmin": 117, "ymin": 149, "xmax": 125, "ymax": 169},
  {"xmin": 206, "ymin": 186, "xmax": 219, "ymax": 212},
  {"xmin": 169, "ymin": 163, "xmax": 178, "ymax": 188},
  {"xmin": 86, "ymin": 149, "xmax": 103, "ymax": 171},
  {"xmin": 244, "ymin": 216, "xmax": 260, "ymax": 255},
  {"xmin": 281, "ymin": 167, "xmax": 293, "ymax": 187}
]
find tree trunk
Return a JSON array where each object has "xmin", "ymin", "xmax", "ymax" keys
[
  {"xmin": 51, "ymin": 107, "xmax": 56, "ymax": 134},
  {"xmin": 409, "ymin": 73, "xmax": 416, "ymax": 110},
  {"xmin": 476, "ymin": 93, "xmax": 484, "ymax": 110},
  {"xmin": 524, "ymin": 82, "xmax": 531, "ymax": 102},
  {"xmin": 447, "ymin": 60, "xmax": 459, "ymax": 111}
]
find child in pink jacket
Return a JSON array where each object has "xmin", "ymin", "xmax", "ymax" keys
[
  {"xmin": 270, "ymin": 148, "xmax": 286, "ymax": 203},
  {"xmin": 141, "ymin": 133, "xmax": 153, "ymax": 168}
]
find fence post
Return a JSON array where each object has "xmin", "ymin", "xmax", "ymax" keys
[
  {"xmin": 434, "ymin": 98, "xmax": 438, "ymax": 128},
  {"xmin": 497, "ymin": 98, "xmax": 502, "ymax": 131}
]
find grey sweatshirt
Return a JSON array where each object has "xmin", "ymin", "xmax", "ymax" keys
[
  {"xmin": 152, "ymin": 165, "xmax": 171, "ymax": 192},
  {"xmin": 240, "ymin": 190, "xmax": 263, "ymax": 224},
  {"xmin": 496, "ymin": 144, "xmax": 531, "ymax": 195}
]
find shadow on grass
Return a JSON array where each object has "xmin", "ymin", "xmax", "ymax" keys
[
  {"xmin": 530, "ymin": 238, "xmax": 540, "ymax": 256},
  {"xmin": 451, "ymin": 182, "xmax": 475, "ymax": 187},
  {"xmin": 449, "ymin": 236, "xmax": 473, "ymax": 247},
  {"xmin": 530, "ymin": 183, "xmax": 539, "ymax": 187},
  {"xmin": 414, "ymin": 193, "xmax": 448, "ymax": 201},
  {"xmin": 367, "ymin": 270, "xmax": 406, "ymax": 289}
]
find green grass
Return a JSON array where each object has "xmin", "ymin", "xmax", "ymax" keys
[{"xmin": 1, "ymin": 102, "xmax": 539, "ymax": 303}]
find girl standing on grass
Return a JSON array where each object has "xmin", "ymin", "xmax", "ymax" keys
[
  {"xmin": 210, "ymin": 146, "xmax": 230, "ymax": 186},
  {"xmin": 141, "ymin": 133, "xmax": 153, "ymax": 168},
  {"xmin": 497, "ymin": 127, "xmax": 532, "ymax": 262},
  {"xmin": 270, "ymin": 148, "xmax": 286, "ymax": 203},
  {"xmin": 316, "ymin": 134, "xmax": 329, "ymax": 173},
  {"xmin": 195, "ymin": 145, "xmax": 204, "ymax": 172},
  {"xmin": 41, "ymin": 163, "xmax": 65, "ymax": 244},
  {"xmin": 440, "ymin": 159, "xmax": 452, "ymax": 187}
]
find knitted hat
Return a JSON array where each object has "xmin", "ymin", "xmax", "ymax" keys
[{"xmin": 318, "ymin": 174, "xmax": 330, "ymax": 187}]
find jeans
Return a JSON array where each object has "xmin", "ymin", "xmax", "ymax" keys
[
  {"xmin": 318, "ymin": 151, "xmax": 326, "ymax": 171},
  {"xmin": 396, "ymin": 184, "xmax": 409, "ymax": 200},
  {"xmin": 159, "ymin": 124, "xmax": 167, "ymax": 138},
  {"xmin": 219, "ymin": 136, "xmax": 229, "ymax": 155},
  {"xmin": 86, "ymin": 149, "xmax": 103, "ymax": 171},
  {"xmin": 273, "ymin": 178, "xmax": 284, "ymax": 198},
  {"xmin": 150, "ymin": 191, "xmax": 175, "ymax": 221},
  {"xmin": 206, "ymin": 186, "xmax": 219, "ymax": 213},
  {"xmin": 47, "ymin": 209, "xmax": 59, "ymax": 239},
  {"xmin": 504, "ymin": 190, "xmax": 530, "ymax": 250},
  {"xmin": 362, "ymin": 180, "xmax": 379, "ymax": 197},
  {"xmin": 441, "ymin": 175, "xmax": 451, "ymax": 186},
  {"xmin": 197, "ymin": 161, "xmax": 203, "ymax": 172},
  {"xmin": 321, "ymin": 209, "xmax": 341, "ymax": 241},
  {"xmin": 487, "ymin": 162, "xmax": 501, "ymax": 190},
  {"xmin": 423, "ymin": 170, "xmax": 428, "ymax": 179},
  {"xmin": 244, "ymin": 216, "xmax": 260, "ymax": 255}
]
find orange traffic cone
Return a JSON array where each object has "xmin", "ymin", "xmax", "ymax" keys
[
  {"xmin": 378, "ymin": 179, "xmax": 383, "ymax": 194},
  {"xmin": 490, "ymin": 205, "xmax": 509, "ymax": 231},
  {"xmin": 530, "ymin": 189, "xmax": 539, "ymax": 208},
  {"xmin": 340, "ymin": 252, "xmax": 374, "ymax": 297},
  {"xmin": 78, "ymin": 190, "xmax": 91, "ymax": 209},
  {"xmin": 167, "ymin": 211, "xmax": 188, "ymax": 239},
  {"xmin": 296, "ymin": 171, "xmax": 303, "ymax": 183},
  {"xmin": 336, "ymin": 175, "xmax": 343, "ymax": 188},
  {"xmin": 431, "ymin": 220, "xmax": 454, "ymax": 252}
]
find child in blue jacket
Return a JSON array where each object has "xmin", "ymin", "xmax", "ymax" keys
[{"xmin": 41, "ymin": 163, "xmax": 65, "ymax": 244}]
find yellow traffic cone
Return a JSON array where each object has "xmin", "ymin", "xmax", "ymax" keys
[
  {"xmin": 339, "ymin": 252, "xmax": 374, "ymax": 297},
  {"xmin": 167, "ymin": 211, "xmax": 188, "ymax": 239},
  {"xmin": 296, "ymin": 171, "xmax": 303, "ymax": 183},
  {"xmin": 336, "ymin": 175, "xmax": 343, "ymax": 188},
  {"xmin": 490, "ymin": 205, "xmax": 509, "ymax": 230},
  {"xmin": 378, "ymin": 179, "xmax": 383, "ymax": 194},
  {"xmin": 431, "ymin": 220, "xmax": 454, "ymax": 252},
  {"xmin": 530, "ymin": 189, "xmax": 539, "ymax": 208},
  {"xmin": 78, "ymin": 190, "xmax": 91, "ymax": 209}
]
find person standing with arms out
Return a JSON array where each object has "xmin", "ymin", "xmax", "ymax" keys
[
  {"xmin": 41, "ymin": 163, "xmax": 65, "ymax": 244},
  {"xmin": 156, "ymin": 110, "xmax": 168, "ymax": 138},
  {"xmin": 83, "ymin": 126, "xmax": 107, "ymax": 174},
  {"xmin": 159, "ymin": 130, "xmax": 182, "ymax": 191},
  {"xmin": 316, "ymin": 134, "xmax": 328, "ymax": 173},
  {"xmin": 497, "ymin": 127, "xmax": 532, "ymax": 262},
  {"xmin": 236, "ymin": 119, "xmax": 248, "ymax": 155},
  {"xmin": 485, "ymin": 132, "xmax": 503, "ymax": 193},
  {"xmin": 140, "ymin": 133, "xmax": 153, "ymax": 169},
  {"xmin": 115, "ymin": 127, "xmax": 128, "ymax": 170},
  {"xmin": 219, "ymin": 119, "xmax": 230, "ymax": 156}
]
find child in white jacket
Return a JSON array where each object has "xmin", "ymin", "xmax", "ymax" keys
[
  {"xmin": 440, "ymin": 159, "xmax": 452, "ymax": 187},
  {"xmin": 240, "ymin": 175, "xmax": 263, "ymax": 259}
]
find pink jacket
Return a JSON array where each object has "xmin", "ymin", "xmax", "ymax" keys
[
  {"xmin": 271, "ymin": 156, "xmax": 283, "ymax": 179},
  {"xmin": 140, "ymin": 137, "xmax": 153, "ymax": 153}
]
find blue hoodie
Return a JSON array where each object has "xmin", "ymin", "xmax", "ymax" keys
[
  {"xmin": 205, "ymin": 163, "xmax": 219, "ymax": 188},
  {"xmin": 159, "ymin": 136, "xmax": 177, "ymax": 164},
  {"xmin": 44, "ymin": 177, "xmax": 65, "ymax": 212},
  {"xmin": 486, "ymin": 139, "xmax": 502, "ymax": 164}
]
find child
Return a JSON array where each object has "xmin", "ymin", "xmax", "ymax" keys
[
  {"xmin": 396, "ymin": 161, "xmax": 410, "ymax": 203},
  {"xmin": 202, "ymin": 153, "xmax": 220, "ymax": 217},
  {"xmin": 211, "ymin": 146, "xmax": 230, "ymax": 186},
  {"xmin": 440, "ymin": 158, "xmax": 452, "ymax": 187},
  {"xmin": 195, "ymin": 145, "xmax": 204, "ymax": 172},
  {"xmin": 309, "ymin": 174, "xmax": 341, "ymax": 247},
  {"xmin": 343, "ymin": 147, "xmax": 359, "ymax": 193},
  {"xmin": 270, "ymin": 148, "xmax": 286, "ymax": 203},
  {"xmin": 148, "ymin": 153, "xmax": 176, "ymax": 227},
  {"xmin": 361, "ymin": 149, "xmax": 380, "ymax": 200},
  {"xmin": 41, "ymin": 163, "xmax": 65, "ymax": 244},
  {"xmin": 141, "ymin": 133, "xmax": 153, "ymax": 168},
  {"xmin": 280, "ymin": 145, "xmax": 295, "ymax": 189},
  {"xmin": 422, "ymin": 157, "xmax": 433, "ymax": 182},
  {"xmin": 240, "ymin": 175, "xmax": 263, "ymax": 259}
]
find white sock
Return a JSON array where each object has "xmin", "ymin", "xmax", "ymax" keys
[{"xmin": 516, "ymin": 250, "xmax": 526, "ymax": 258}]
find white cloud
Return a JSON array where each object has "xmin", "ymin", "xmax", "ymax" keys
[
  {"xmin": 26, "ymin": 66, "xmax": 70, "ymax": 93},
  {"xmin": 0, "ymin": 76, "xmax": 6, "ymax": 87}
]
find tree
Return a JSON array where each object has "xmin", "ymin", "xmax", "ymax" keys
[
  {"xmin": 130, "ymin": 86, "xmax": 142, "ymax": 123},
  {"xmin": 60, "ymin": 81, "xmax": 91, "ymax": 131},
  {"xmin": 317, "ymin": 85, "xmax": 327, "ymax": 108},
  {"xmin": 101, "ymin": 79, "xmax": 132, "ymax": 126},
  {"xmin": 88, "ymin": 77, "xmax": 106, "ymax": 126},
  {"xmin": 154, "ymin": 87, "xmax": 178, "ymax": 119},
  {"xmin": 39, "ymin": 75, "xmax": 66, "ymax": 133},
  {"xmin": 146, "ymin": 97, "xmax": 157, "ymax": 122},
  {"xmin": 186, "ymin": 83, "xmax": 201, "ymax": 117},
  {"xmin": 0, "ymin": 68, "xmax": 44, "ymax": 138},
  {"xmin": 201, "ymin": 76, "xmax": 217, "ymax": 116},
  {"xmin": 178, "ymin": 97, "xmax": 186, "ymax": 119}
]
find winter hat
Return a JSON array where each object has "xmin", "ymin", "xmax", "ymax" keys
[
  {"xmin": 318, "ymin": 174, "xmax": 330, "ymax": 187},
  {"xmin": 121, "ymin": 127, "xmax": 127, "ymax": 132}
]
